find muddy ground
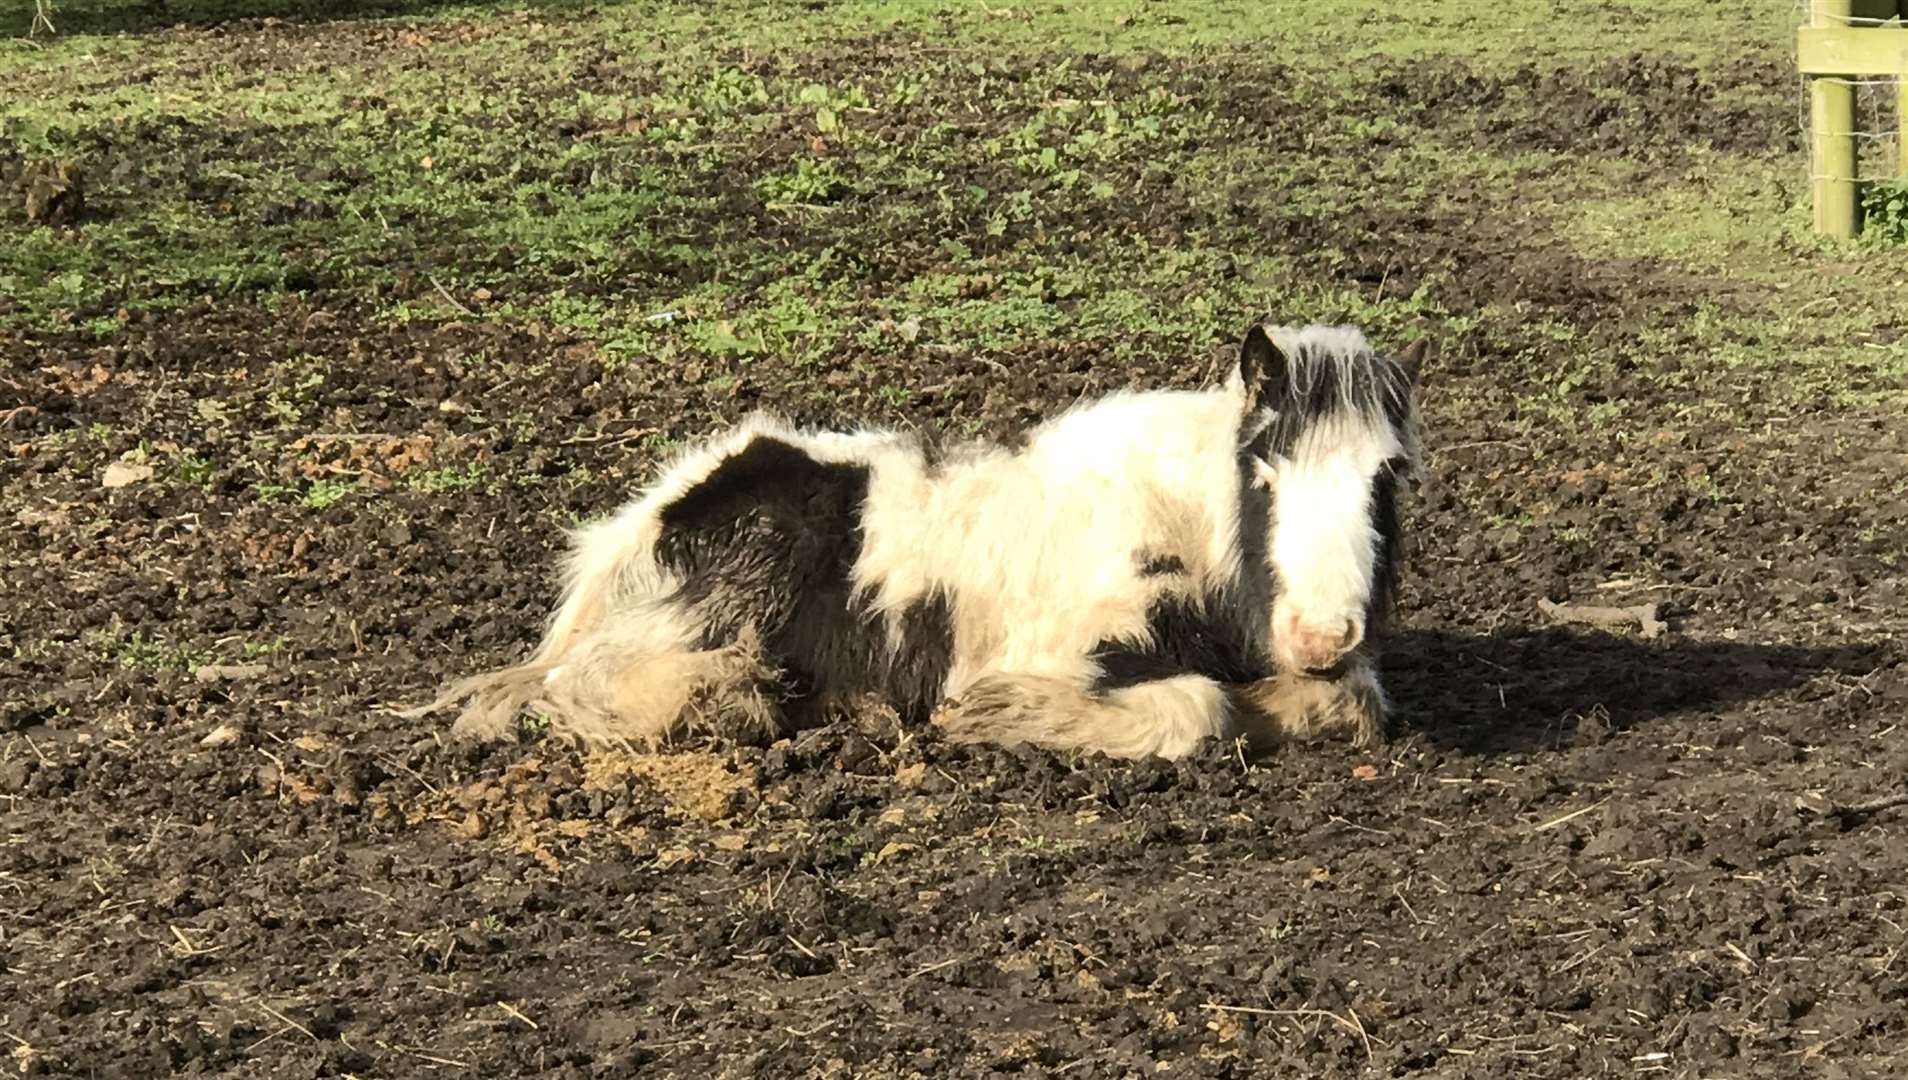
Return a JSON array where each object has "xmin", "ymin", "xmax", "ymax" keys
[{"xmin": 5, "ymin": 9, "xmax": 1908, "ymax": 1080}]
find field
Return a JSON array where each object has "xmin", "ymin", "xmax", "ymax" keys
[{"xmin": 5, "ymin": 1, "xmax": 1908, "ymax": 1076}]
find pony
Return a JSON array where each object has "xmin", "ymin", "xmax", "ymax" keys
[{"xmin": 403, "ymin": 322, "xmax": 1425, "ymax": 760}]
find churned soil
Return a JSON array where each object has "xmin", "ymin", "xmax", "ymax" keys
[{"xmin": 4, "ymin": 16, "xmax": 1905, "ymax": 1080}]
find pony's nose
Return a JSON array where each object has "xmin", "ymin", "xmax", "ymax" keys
[
  {"xmin": 1338, "ymin": 618, "xmax": 1363, "ymax": 652},
  {"xmin": 1294, "ymin": 618, "xmax": 1362, "ymax": 674}
]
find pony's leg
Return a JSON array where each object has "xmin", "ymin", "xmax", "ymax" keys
[
  {"xmin": 933, "ymin": 672, "xmax": 1231, "ymax": 761},
  {"xmin": 1229, "ymin": 656, "xmax": 1388, "ymax": 750},
  {"xmin": 413, "ymin": 622, "xmax": 787, "ymax": 748}
]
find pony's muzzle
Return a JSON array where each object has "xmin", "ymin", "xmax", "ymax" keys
[{"xmin": 1278, "ymin": 613, "xmax": 1363, "ymax": 676}]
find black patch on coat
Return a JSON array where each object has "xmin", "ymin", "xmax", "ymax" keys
[
  {"xmin": 878, "ymin": 591, "xmax": 956, "ymax": 721},
  {"xmin": 1365, "ymin": 464, "xmax": 1405, "ymax": 635},
  {"xmin": 1088, "ymin": 594, "xmax": 1268, "ymax": 692},
  {"xmin": 1138, "ymin": 553, "xmax": 1186, "ymax": 577},
  {"xmin": 1246, "ymin": 338, "xmax": 1415, "ymax": 462},
  {"xmin": 653, "ymin": 435, "xmax": 955, "ymax": 721},
  {"xmin": 655, "ymin": 436, "xmax": 868, "ymax": 648}
]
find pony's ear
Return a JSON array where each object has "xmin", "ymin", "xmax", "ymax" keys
[
  {"xmin": 1396, "ymin": 338, "xmax": 1429, "ymax": 386},
  {"xmin": 1234, "ymin": 324, "xmax": 1289, "ymax": 411}
]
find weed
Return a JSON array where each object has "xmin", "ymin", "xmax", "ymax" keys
[
  {"xmin": 1686, "ymin": 472, "xmax": 1728, "ymax": 505},
  {"xmin": 757, "ymin": 158, "xmax": 849, "ymax": 205},
  {"xmin": 256, "ymin": 478, "xmax": 358, "ymax": 509},
  {"xmin": 263, "ymin": 361, "xmax": 327, "ymax": 427},
  {"xmin": 173, "ymin": 455, "xmax": 216, "ymax": 487},
  {"xmin": 1259, "ymin": 916, "xmax": 1300, "ymax": 942},
  {"xmin": 407, "ymin": 462, "xmax": 491, "ymax": 495},
  {"xmin": 241, "ymin": 636, "xmax": 291, "ymax": 658},
  {"xmin": 303, "ymin": 479, "xmax": 356, "ymax": 510},
  {"xmin": 86, "ymin": 623, "xmax": 204, "ymax": 672},
  {"xmin": 1862, "ymin": 180, "xmax": 1908, "ymax": 247}
]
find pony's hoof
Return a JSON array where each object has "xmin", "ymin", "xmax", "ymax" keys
[{"xmin": 1230, "ymin": 663, "xmax": 1389, "ymax": 748}]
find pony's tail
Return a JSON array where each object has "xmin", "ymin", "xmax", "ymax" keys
[
  {"xmin": 393, "ymin": 662, "xmax": 556, "ymax": 738},
  {"xmin": 934, "ymin": 673, "xmax": 1232, "ymax": 761},
  {"xmin": 396, "ymin": 504, "xmax": 692, "ymax": 742},
  {"xmin": 396, "ymin": 623, "xmax": 785, "ymax": 747}
]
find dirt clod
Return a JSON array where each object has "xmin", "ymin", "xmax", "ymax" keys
[{"xmin": 20, "ymin": 159, "xmax": 84, "ymax": 226}]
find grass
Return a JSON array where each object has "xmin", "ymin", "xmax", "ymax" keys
[
  {"xmin": 407, "ymin": 461, "xmax": 490, "ymax": 494},
  {"xmin": 4, "ymin": 0, "xmax": 1799, "ymax": 56},
  {"xmin": 1862, "ymin": 179, "xmax": 1908, "ymax": 247},
  {"xmin": 85, "ymin": 623, "xmax": 207, "ymax": 672},
  {"xmin": 255, "ymin": 477, "xmax": 357, "ymax": 509},
  {"xmin": 5, "ymin": 0, "xmax": 1907, "ymax": 478}
]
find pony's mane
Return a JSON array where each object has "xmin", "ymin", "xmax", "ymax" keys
[{"xmin": 1257, "ymin": 324, "xmax": 1420, "ymax": 467}]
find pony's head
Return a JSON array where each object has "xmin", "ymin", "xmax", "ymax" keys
[{"xmin": 1229, "ymin": 323, "xmax": 1425, "ymax": 676}]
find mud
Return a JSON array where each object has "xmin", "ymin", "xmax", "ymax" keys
[{"xmin": 4, "ymin": 19, "xmax": 1905, "ymax": 1080}]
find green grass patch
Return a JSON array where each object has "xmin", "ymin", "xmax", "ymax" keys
[
  {"xmin": 7, "ymin": 0, "xmax": 1894, "ymax": 447},
  {"xmin": 1862, "ymin": 179, "xmax": 1908, "ymax": 247},
  {"xmin": 407, "ymin": 461, "xmax": 491, "ymax": 494}
]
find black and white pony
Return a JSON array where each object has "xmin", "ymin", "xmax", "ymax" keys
[{"xmin": 406, "ymin": 323, "xmax": 1425, "ymax": 760}]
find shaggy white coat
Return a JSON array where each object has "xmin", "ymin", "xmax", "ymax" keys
[{"xmin": 407, "ymin": 325, "xmax": 1420, "ymax": 760}]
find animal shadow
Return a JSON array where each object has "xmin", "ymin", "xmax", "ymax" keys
[{"xmin": 1386, "ymin": 626, "xmax": 1894, "ymax": 755}]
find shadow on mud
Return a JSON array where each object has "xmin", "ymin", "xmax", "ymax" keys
[{"xmin": 1387, "ymin": 626, "xmax": 1894, "ymax": 756}]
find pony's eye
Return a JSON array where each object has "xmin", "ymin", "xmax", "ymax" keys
[{"xmin": 1383, "ymin": 456, "xmax": 1411, "ymax": 476}]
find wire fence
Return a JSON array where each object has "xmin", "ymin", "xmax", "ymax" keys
[
  {"xmin": 1795, "ymin": 2, "xmax": 1908, "ymax": 235},
  {"xmin": 1802, "ymin": 76, "xmax": 1902, "ymax": 186},
  {"xmin": 1795, "ymin": 2, "xmax": 1904, "ymax": 186}
]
